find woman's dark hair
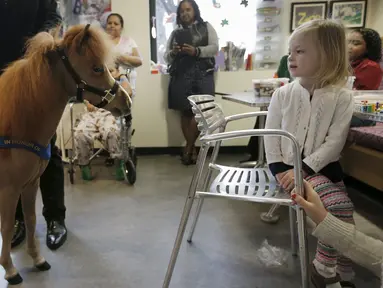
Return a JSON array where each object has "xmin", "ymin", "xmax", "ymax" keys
[
  {"xmin": 107, "ymin": 13, "xmax": 124, "ymax": 28},
  {"xmin": 353, "ymin": 28, "xmax": 382, "ymax": 62},
  {"xmin": 176, "ymin": 0, "xmax": 204, "ymax": 27}
]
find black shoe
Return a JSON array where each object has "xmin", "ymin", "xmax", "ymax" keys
[
  {"xmin": 11, "ymin": 220, "xmax": 26, "ymax": 249},
  {"xmin": 46, "ymin": 220, "xmax": 67, "ymax": 251}
]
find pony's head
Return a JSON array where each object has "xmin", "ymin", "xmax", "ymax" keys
[{"xmin": 54, "ymin": 24, "xmax": 131, "ymax": 115}]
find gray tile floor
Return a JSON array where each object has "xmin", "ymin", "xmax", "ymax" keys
[{"xmin": 0, "ymin": 155, "xmax": 381, "ymax": 287}]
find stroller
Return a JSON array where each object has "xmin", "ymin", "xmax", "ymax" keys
[{"xmin": 66, "ymin": 69, "xmax": 137, "ymax": 185}]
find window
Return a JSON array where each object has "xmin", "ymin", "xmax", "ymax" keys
[{"xmin": 150, "ymin": 0, "xmax": 259, "ymax": 65}]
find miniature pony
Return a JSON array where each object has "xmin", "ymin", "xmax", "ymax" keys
[{"xmin": 0, "ymin": 24, "xmax": 130, "ymax": 284}]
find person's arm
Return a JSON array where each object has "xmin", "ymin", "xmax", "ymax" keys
[
  {"xmin": 302, "ymin": 91, "xmax": 354, "ymax": 174},
  {"xmin": 313, "ymin": 213, "xmax": 383, "ymax": 278},
  {"xmin": 264, "ymin": 88, "xmax": 290, "ymax": 176},
  {"xmin": 354, "ymin": 63, "xmax": 383, "ymax": 90},
  {"xmin": 292, "ymin": 182, "xmax": 383, "ymax": 278},
  {"xmin": 117, "ymin": 38, "xmax": 143, "ymax": 68},
  {"xmin": 119, "ymin": 76, "xmax": 133, "ymax": 97},
  {"xmin": 197, "ymin": 22, "xmax": 219, "ymax": 58},
  {"xmin": 38, "ymin": 0, "xmax": 62, "ymax": 32},
  {"xmin": 164, "ymin": 30, "xmax": 178, "ymax": 65},
  {"xmin": 83, "ymin": 100, "xmax": 98, "ymax": 112}
]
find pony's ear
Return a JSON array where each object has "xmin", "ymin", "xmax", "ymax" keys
[
  {"xmin": 49, "ymin": 24, "xmax": 63, "ymax": 40},
  {"xmin": 77, "ymin": 24, "xmax": 91, "ymax": 55}
]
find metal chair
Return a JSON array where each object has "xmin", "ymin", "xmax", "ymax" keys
[{"xmin": 162, "ymin": 94, "xmax": 310, "ymax": 288}]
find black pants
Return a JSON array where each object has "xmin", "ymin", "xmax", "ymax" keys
[
  {"xmin": 15, "ymin": 134, "xmax": 66, "ymax": 222},
  {"xmin": 246, "ymin": 118, "xmax": 260, "ymax": 159}
]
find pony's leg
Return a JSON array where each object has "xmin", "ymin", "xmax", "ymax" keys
[
  {"xmin": 0, "ymin": 187, "xmax": 23, "ymax": 284},
  {"xmin": 21, "ymin": 181, "xmax": 51, "ymax": 271}
]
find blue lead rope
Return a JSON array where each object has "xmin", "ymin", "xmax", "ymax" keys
[{"xmin": 0, "ymin": 137, "xmax": 51, "ymax": 160}]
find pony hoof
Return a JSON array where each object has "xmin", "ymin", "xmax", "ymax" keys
[
  {"xmin": 6, "ymin": 273, "xmax": 23, "ymax": 285},
  {"xmin": 35, "ymin": 261, "xmax": 51, "ymax": 271}
]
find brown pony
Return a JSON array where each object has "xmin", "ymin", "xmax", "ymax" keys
[{"xmin": 0, "ymin": 24, "xmax": 130, "ymax": 285}]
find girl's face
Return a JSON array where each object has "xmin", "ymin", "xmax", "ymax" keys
[
  {"xmin": 106, "ymin": 15, "xmax": 122, "ymax": 38},
  {"xmin": 348, "ymin": 31, "xmax": 367, "ymax": 61},
  {"xmin": 288, "ymin": 33, "xmax": 320, "ymax": 79},
  {"xmin": 179, "ymin": 2, "xmax": 195, "ymax": 25}
]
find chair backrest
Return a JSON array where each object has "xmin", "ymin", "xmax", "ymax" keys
[{"xmin": 188, "ymin": 95, "xmax": 226, "ymax": 136}]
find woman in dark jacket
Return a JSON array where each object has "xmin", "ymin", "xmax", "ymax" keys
[{"xmin": 165, "ymin": 0, "xmax": 218, "ymax": 165}]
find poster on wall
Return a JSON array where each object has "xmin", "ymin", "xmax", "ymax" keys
[
  {"xmin": 59, "ymin": 0, "xmax": 112, "ymax": 29},
  {"xmin": 330, "ymin": 0, "xmax": 367, "ymax": 28},
  {"xmin": 290, "ymin": 1, "xmax": 328, "ymax": 32}
]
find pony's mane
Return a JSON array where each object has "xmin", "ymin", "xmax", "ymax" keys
[{"xmin": 0, "ymin": 24, "xmax": 114, "ymax": 138}]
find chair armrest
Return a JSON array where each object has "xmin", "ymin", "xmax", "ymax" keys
[
  {"xmin": 200, "ymin": 128, "xmax": 294, "ymax": 143},
  {"xmin": 225, "ymin": 111, "xmax": 268, "ymax": 123}
]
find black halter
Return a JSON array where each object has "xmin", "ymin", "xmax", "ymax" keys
[{"xmin": 56, "ymin": 47, "xmax": 120, "ymax": 108}]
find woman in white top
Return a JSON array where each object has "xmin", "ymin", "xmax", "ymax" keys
[
  {"xmin": 105, "ymin": 13, "xmax": 142, "ymax": 95},
  {"xmin": 264, "ymin": 20, "xmax": 355, "ymax": 288}
]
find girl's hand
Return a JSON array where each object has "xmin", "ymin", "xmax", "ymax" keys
[
  {"xmin": 182, "ymin": 44, "xmax": 197, "ymax": 56},
  {"xmin": 276, "ymin": 171, "xmax": 287, "ymax": 183},
  {"xmin": 276, "ymin": 169, "xmax": 308, "ymax": 192},
  {"xmin": 291, "ymin": 180, "xmax": 328, "ymax": 225},
  {"xmin": 84, "ymin": 100, "xmax": 97, "ymax": 112},
  {"xmin": 280, "ymin": 169, "xmax": 295, "ymax": 191}
]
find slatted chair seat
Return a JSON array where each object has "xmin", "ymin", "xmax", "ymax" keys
[{"xmin": 198, "ymin": 164, "xmax": 292, "ymax": 205}]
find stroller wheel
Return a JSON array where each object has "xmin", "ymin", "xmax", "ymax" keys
[
  {"xmin": 124, "ymin": 159, "xmax": 136, "ymax": 185},
  {"xmin": 129, "ymin": 147, "xmax": 138, "ymax": 167}
]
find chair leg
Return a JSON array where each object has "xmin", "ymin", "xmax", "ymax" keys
[
  {"xmin": 260, "ymin": 204, "xmax": 281, "ymax": 223},
  {"xmin": 296, "ymin": 208, "xmax": 310, "ymax": 288},
  {"xmin": 289, "ymin": 206, "xmax": 298, "ymax": 256},
  {"xmin": 185, "ymin": 138, "xmax": 222, "ymax": 243},
  {"xmin": 186, "ymin": 197, "xmax": 205, "ymax": 243},
  {"xmin": 162, "ymin": 144, "xmax": 210, "ymax": 288}
]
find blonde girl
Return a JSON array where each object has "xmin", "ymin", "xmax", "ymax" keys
[{"xmin": 264, "ymin": 20, "xmax": 355, "ymax": 288}]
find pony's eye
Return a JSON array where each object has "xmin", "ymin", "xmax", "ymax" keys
[{"xmin": 93, "ymin": 66, "xmax": 104, "ymax": 73}]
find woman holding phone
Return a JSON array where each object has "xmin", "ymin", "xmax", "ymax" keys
[{"xmin": 165, "ymin": 0, "xmax": 219, "ymax": 165}]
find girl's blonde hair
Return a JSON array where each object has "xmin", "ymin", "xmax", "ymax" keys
[{"xmin": 290, "ymin": 19, "xmax": 350, "ymax": 89}]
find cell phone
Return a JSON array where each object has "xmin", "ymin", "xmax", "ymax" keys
[{"xmin": 175, "ymin": 29, "xmax": 193, "ymax": 46}]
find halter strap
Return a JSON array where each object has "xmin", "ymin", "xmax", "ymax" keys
[{"xmin": 56, "ymin": 47, "xmax": 119, "ymax": 108}]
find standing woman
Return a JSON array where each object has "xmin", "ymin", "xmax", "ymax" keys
[
  {"xmin": 105, "ymin": 13, "xmax": 142, "ymax": 95},
  {"xmin": 165, "ymin": 0, "xmax": 219, "ymax": 165}
]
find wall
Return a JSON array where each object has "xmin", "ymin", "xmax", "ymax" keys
[
  {"xmin": 367, "ymin": 0, "xmax": 383, "ymax": 35},
  {"xmin": 110, "ymin": 0, "xmax": 381, "ymax": 148}
]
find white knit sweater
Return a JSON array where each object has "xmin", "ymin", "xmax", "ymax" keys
[
  {"xmin": 313, "ymin": 213, "xmax": 383, "ymax": 286},
  {"xmin": 264, "ymin": 81, "xmax": 354, "ymax": 172}
]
